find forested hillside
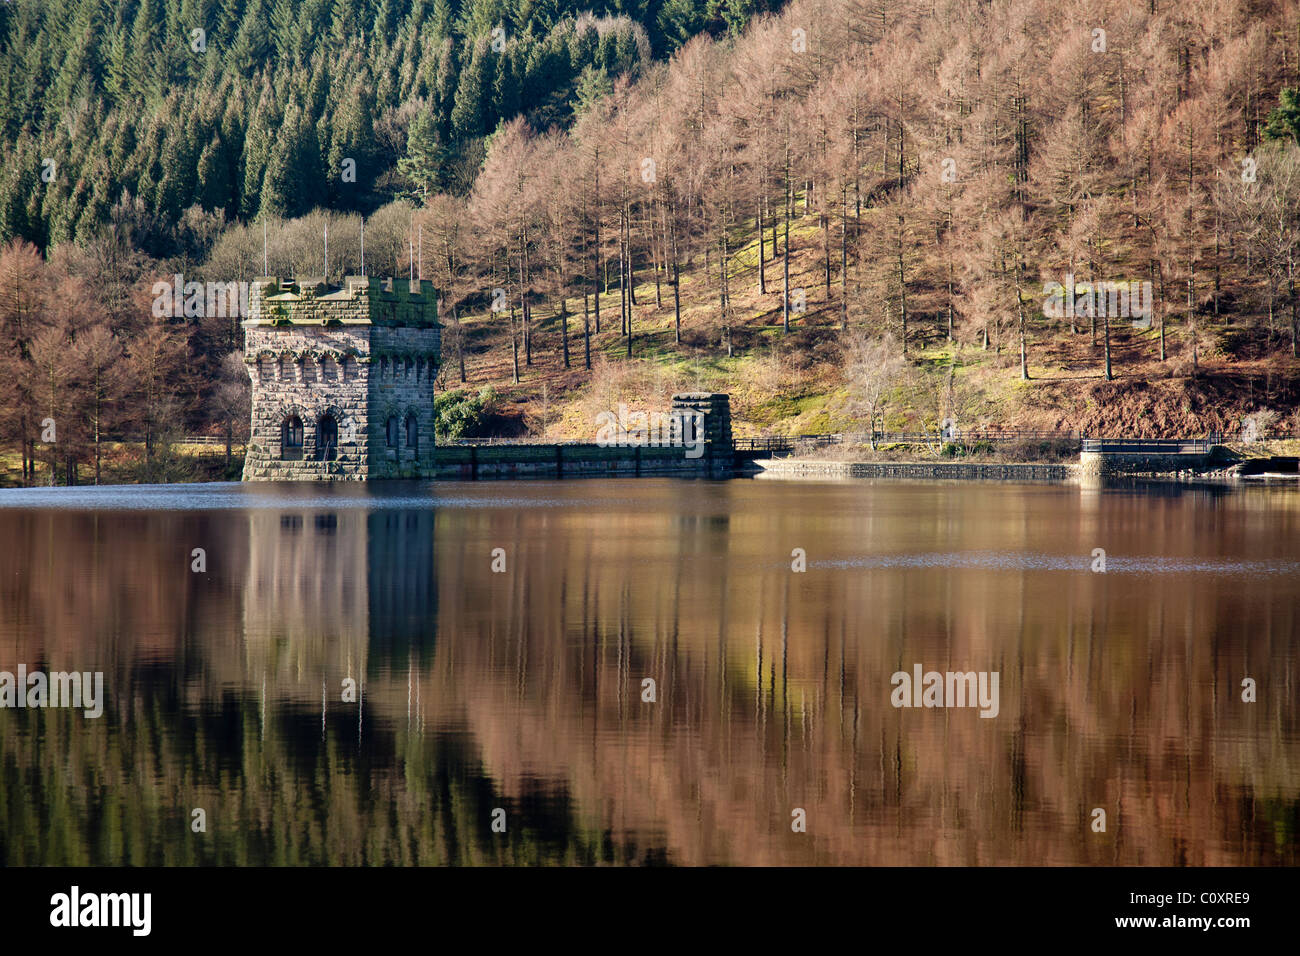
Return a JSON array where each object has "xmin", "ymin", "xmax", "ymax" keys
[
  {"xmin": 0, "ymin": 0, "xmax": 770, "ymax": 252},
  {"xmin": 258, "ymin": 0, "xmax": 1300, "ymax": 443},
  {"xmin": 3, "ymin": 0, "xmax": 1300, "ymax": 485}
]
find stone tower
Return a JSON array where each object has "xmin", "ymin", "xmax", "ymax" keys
[
  {"xmin": 669, "ymin": 393, "xmax": 732, "ymax": 448},
  {"xmin": 242, "ymin": 276, "xmax": 441, "ymax": 481}
]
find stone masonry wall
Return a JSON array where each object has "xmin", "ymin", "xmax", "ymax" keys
[
  {"xmin": 243, "ymin": 323, "xmax": 373, "ymax": 480},
  {"xmin": 668, "ymin": 392, "xmax": 732, "ymax": 476},
  {"xmin": 242, "ymin": 277, "xmax": 439, "ymax": 481},
  {"xmin": 670, "ymin": 393, "xmax": 732, "ymax": 449},
  {"xmin": 431, "ymin": 444, "xmax": 730, "ymax": 479},
  {"xmin": 370, "ymin": 326, "xmax": 439, "ymax": 479},
  {"xmin": 1078, "ymin": 451, "xmax": 1210, "ymax": 477}
]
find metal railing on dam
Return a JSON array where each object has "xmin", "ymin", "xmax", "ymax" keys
[
  {"xmin": 1080, "ymin": 438, "xmax": 1212, "ymax": 455},
  {"xmin": 734, "ymin": 430, "xmax": 1084, "ymax": 456}
]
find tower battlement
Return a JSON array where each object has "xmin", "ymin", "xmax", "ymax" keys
[
  {"xmin": 242, "ymin": 277, "xmax": 441, "ymax": 481},
  {"xmin": 248, "ymin": 276, "xmax": 439, "ymax": 327}
]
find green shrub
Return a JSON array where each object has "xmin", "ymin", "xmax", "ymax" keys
[{"xmin": 434, "ymin": 387, "xmax": 497, "ymax": 441}]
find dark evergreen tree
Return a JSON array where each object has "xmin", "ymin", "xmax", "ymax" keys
[
  {"xmin": 451, "ymin": 38, "xmax": 491, "ymax": 141},
  {"xmin": 1264, "ymin": 89, "xmax": 1300, "ymax": 145}
]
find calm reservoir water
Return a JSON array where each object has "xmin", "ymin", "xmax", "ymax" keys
[{"xmin": 0, "ymin": 478, "xmax": 1296, "ymax": 865}]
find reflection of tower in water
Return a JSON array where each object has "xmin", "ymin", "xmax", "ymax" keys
[
  {"xmin": 241, "ymin": 505, "xmax": 437, "ymax": 701},
  {"xmin": 242, "ymin": 509, "xmax": 370, "ymax": 691},
  {"xmin": 366, "ymin": 510, "xmax": 437, "ymax": 673}
]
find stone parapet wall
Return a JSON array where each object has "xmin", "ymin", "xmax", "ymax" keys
[
  {"xmin": 753, "ymin": 459, "xmax": 1072, "ymax": 481},
  {"xmin": 248, "ymin": 276, "xmax": 438, "ymax": 328},
  {"xmin": 433, "ymin": 444, "xmax": 733, "ymax": 480}
]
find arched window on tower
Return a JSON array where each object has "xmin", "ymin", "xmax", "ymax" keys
[
  {"xmin": 405, "ymin": 412, "xmax": 418, "ymax": 456},
  {"xmin": 281, "ymin": 415, "xmax": 304, "ymax": 460},
  {"xmin": 386, "ymin": 415, "xmax": 399, "ymax": 448},
  {"xmin": 317, "ymin": 414, "xmax": 338, "ymax": 461}
]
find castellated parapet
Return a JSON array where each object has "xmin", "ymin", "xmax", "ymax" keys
[{"xmin": 242, "ymin": 276, "xmax": 441, "ymax": 481}]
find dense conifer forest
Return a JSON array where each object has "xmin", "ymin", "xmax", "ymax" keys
[{"xmin": 0, "ymin": 0, "xmax": 779, "ymax": 245}]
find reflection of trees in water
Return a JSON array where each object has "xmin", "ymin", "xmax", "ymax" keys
[
  {"xmin": 0, "ymin": 510, "xmax": 248, "ymax": 703},
  {"xmin": 0, "ymin": 699, "xmax": 654, "ymax": 865},
  {"xmin": 0, "ymin": 483, "xmax": 1296, "ymax": 865},
  {"xmin": 429, "ymin": 499, "xmax": 1298, "ymax": 865}
]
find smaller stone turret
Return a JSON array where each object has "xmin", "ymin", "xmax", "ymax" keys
[{"xmin": 670, "ymin": 393, "xmax": 733, "ymax": 448}]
